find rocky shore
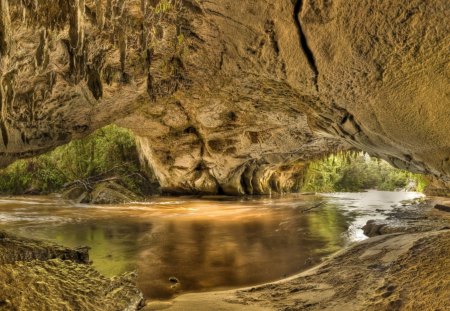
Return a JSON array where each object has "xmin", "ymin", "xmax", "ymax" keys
[{"xmin": 0, "ymin": 231, "xmax": 144, "ymax": 311}]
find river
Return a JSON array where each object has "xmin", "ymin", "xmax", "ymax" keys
[{"xmin": 0, "ymin": 190, "xmax": 423, "ymax": 299}]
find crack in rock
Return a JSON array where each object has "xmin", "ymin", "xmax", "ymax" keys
[{"xmin": 293, "ymin": 0, "xmax": 319, "ymax": 90}]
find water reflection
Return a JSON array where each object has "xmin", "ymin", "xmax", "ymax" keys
[{"xmin": 0, "ymin": 191, "xmax": 423, "ymax": 299}]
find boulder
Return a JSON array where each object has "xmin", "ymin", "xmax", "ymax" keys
[
  {"xmin": 90, "ymin": 181, "xmax": 142, "ymax": 204},
  {"xmin": 62, "ymin": 181, "xmax": 142, "ymax": 204}
]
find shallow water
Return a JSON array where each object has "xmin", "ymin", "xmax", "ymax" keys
[{"xmin": 0, "ymin": 190, "xmax": 423, "ymax": 299}]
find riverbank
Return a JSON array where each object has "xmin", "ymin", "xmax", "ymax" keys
[
  {"xmin": 0, "ymin": 231, "xmax": 144, "ymax": 310},
  {"xmin": 145, "ymin": 197, "xmax": 450, "ymax": 311}
]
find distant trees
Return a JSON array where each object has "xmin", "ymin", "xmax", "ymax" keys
[{"xmin": 301, "ymin": 152, "xmax": 427, "ymax": 193}]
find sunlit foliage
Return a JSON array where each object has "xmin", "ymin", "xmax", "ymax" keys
[
  {"xmin": 301, "ymin": 152, "xmax": 427, "ymax": 193},
  {"xmin": 0, "ymin": 125, "xmax": 155, "ymax": 195}
]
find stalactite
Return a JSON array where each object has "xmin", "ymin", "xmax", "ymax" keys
[
  {"xmin": 35, "ymin": 28, "xmax": 49, "ymax": 70},
  {"xmin": 96, "ymin": 0, "xmax": 105, "ymax": 29},
  {"xmin": 0, "ymin": 73, "xmax": 14, "ymax": 148},
  {"xmin": 68, "ymin": 0, "xmax": 86, "ymax": 81},
  {"xmin": 140, "ymin": 0, "xmax": 147, "ymax": 53},
  {"xmin": 77, "ymin": 0, "xmax": 85, "ymax": 53},
  {"xmin": 112, "ymin": 0, "xmax": 127, "ymax": 77},
  {"xmin": 0, "ymin": 0, "xmax": 12, "ymax": 59},
  {"xmin": 119, "ymin": 29, "xmax": 127, "ymax": 74}
]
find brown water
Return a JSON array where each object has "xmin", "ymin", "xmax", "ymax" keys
[{"xmin": 0, "ymin": 191, "xmax": 423, "ymax": 299}]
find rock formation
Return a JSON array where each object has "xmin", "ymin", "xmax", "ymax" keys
[
  {"xmin": 0, "ymin": 230, "xmax": 144, "ymax": 310},
  {"xmin": 0, "ymin": 0, "xmax": 448, "ymax": 194},
  {"xmin": 425, "ymin": 177, "xmax": 450, "ymax": 197}
]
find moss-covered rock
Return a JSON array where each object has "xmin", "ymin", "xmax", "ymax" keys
[
  {"xmin": 61, "ymin": 185, "xmax": 90, "ymax": 203},
  {"xmin": 90, "ymin": 181, "xmax": 142, "ymax": 204},
  {"xmin": 62, "ymin": 181, "xmax": 142, "ymax": 204}
]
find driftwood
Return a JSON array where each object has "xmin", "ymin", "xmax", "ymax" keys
[
  {"xmin": 62, "ymin": 164, "xmax": 147, "ymax": 192},
  {"xmin": 301, "ymin": 202, "xmax": 325, "ymax": 213},
  {"xmin": 435, "ymin": 204, "xmax": 450, "ymax": 213}
]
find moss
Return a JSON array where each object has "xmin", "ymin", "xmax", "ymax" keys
[{"xmin": 154, "ymin": 0, "xmax": 173, "ymax": 14}]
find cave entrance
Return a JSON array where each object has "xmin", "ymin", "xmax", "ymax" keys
[{"xmin": 0, "ymin": 145, "xmax": 429, "ymax": 301}]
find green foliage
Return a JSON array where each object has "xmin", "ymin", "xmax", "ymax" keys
[
  {"xmin": 0, "ymin": 125, "xmax": 155, "ymax": 195},
  {"xmin": 154, "ymin": 0, "xmax": 173, "ymax": 14},
  {"xmin": 302, "ymin": 152, "xmax": 427, "ymax": 193}
]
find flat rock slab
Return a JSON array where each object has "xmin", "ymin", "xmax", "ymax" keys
[{"xmin": 0, "ymin": 230, "xmax": 89, "ymax": 265}]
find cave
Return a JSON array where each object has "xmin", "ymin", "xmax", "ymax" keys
[{"xmin": 0, "ymin": 0, "xmax": 449, "ymax": 310}]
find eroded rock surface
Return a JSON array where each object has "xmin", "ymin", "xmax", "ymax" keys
[
  {"xmin": 425, "ymin": 177, "xmax": 450, "ymax": 197},
  {"xmin": 0, "ymin": 230, "xmax": 89, "ymax": 264},
  {"xmin": 0, "ymin": 0, "xmax": 448, "ymax": 194},
  {"xmin": 125, "ymin": 106, "xmax": 344, "ymax": 194},
  {"xmin": 0, "ymin": 231, "xmax": 144, "ymax": 310}
]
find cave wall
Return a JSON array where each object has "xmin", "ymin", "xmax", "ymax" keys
[
  {"xmin": 118, "ymin": 101, "xmax": 344, "ymax": 194},
  {"xmin": 425, "ymin": 177, "xmax": 450, "ymax": 197},
  {"xmin": 0, "ymin": 0, "xmax": 449, "ymax": 194},
  {"xmin": 299, "ymin": 0, "xmax": 450, "ymax": 180}
]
